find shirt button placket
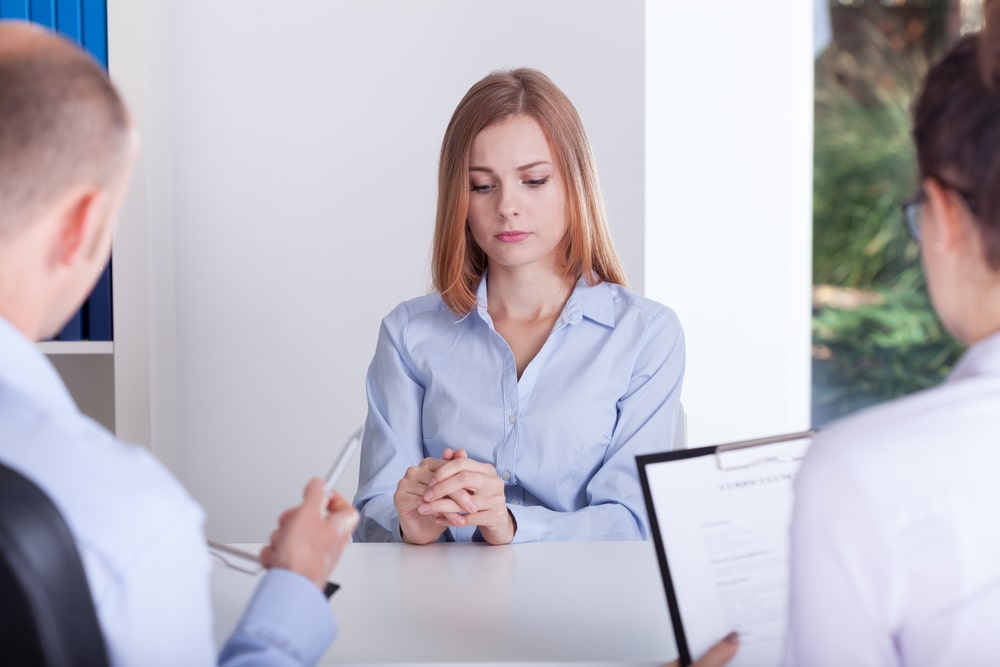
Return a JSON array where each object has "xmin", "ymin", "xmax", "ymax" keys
[
  {"xmin": 501, "ymin": 349, "xmax": 518, "ymax": 488},
  {"xmin": 503, "ymin": 410, "xmax": 519, "ymax": 485}
]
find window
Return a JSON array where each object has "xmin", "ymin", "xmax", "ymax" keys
[{"xmin": 811, "ymin": 0, "xmax": 981, "ymax": 425}]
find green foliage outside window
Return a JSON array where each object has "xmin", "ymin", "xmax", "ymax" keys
[
  {"xmin": 812, "ymin": 288, "xmax": 962, "ymax": 426},
  {"xmin": 812, "ymin": 4, "xmax": 965, "ymax": 426}
]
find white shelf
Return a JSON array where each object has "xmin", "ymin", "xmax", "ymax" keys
[{"xmin": 38, "ymin": 341, "xmax": 114, "ymax": 355}]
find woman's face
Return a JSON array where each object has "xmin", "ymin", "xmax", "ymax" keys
[{"xmin": 465, "ymin": 114, "xmax": 568, "ymax": 274}]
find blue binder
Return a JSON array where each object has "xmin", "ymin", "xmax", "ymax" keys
[
  {"xmin": 85, "ymin": 262, "xmax": 113, "ymax": 340},
  {"xmin": 56, "ymin": 311, "xmax": 83, "ymax": 341},
  {"xmin": 0, "ymin": 1, "xmax": 28, "ymax": 20}
]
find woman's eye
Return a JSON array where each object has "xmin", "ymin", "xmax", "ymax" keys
[
  {"xmin": 525, "ymin": 177, "xmax": 549, "ymax": 187},
  {"xmin": 470, "ymin": 183, "xmax": 494, "ymax": 193}
]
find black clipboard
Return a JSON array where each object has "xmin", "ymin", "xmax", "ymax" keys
[{"xmin": 637, "ymin": 430, "xmax": 814, "ymax": 666}]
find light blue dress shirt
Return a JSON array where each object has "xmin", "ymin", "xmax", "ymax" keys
[
  {"xmin": 354, "ymin": 276, "xmax": 685, "ymax": 543},
  {"xmin": 0, "ymin": 316, "xmax": 335, "ymax": 666}
]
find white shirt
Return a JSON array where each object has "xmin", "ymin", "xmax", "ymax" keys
[
  {"xmin": 786, "ymin": 331, "xmax": 1000, "ymax": 666},
  {"xmin": 0, "ymin": 316, "xmax": 335, "ymax": 666}
]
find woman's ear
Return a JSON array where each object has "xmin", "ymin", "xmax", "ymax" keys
[{"xmin": 922, "ymin": 177, "xmax": 963, "ymax": 253}]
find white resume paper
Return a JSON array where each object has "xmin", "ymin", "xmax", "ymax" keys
[{"xmin": 639, "ymin": 433, "xmax": 812, "ymax": 667}]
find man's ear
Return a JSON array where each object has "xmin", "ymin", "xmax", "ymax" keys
[{"xmin": 49, "ymin": 188, "xmax": 108, "ymax": 269}]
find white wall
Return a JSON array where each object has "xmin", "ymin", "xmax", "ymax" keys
[
  {"xmin": 645, "ymin": 1, "xmax": 814, "ymax": 447},
  {"xmin": 109, "ymin": 0, "xmax": 177, "ymax": 457},
  {"xmin": 125, "ymin": 0, "xmax": 645, "ymax": 541}
]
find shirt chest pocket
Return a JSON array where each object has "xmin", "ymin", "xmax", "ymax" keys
[{"xmin": 521, "ymin": 387, "xmax": 620, "ymax": 482}]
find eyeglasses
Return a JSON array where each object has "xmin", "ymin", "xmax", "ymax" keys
[
  {"xmin": 901, "ymin": 191, "xmax": 926, "ymax": 242},
  {"xmin": 900, "ymin": 179, "xmax": 978, "ymax": 243},
  {"xmin": 207, "ymin": 540, "xmax": 262, "ymax": 576}
]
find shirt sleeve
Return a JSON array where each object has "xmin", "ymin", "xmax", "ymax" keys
[
  {"xmin": 97, "ymin": 502, "xmax": 335, "ymax": 667},
  {"xmin": 219, "ymin": 569, "xmax": 336, "ymax": 667},
  {"xmin": 95, "ymin": 504, "xmax": 220, "ymax": 667},
  {"xmin": 508, "ymin": 307, "xmax": 685, "ymax": 543},
  {"xmin": 353, "ymin": 309, "xmax": 427, "ymax": 542},
  {"xmin": 784, "ymin": 434, "xmax": 899, "ymax": 667}
]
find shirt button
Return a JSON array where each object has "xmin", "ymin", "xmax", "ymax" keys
[
  {"xmin": 511, "ymin": 498, "xmax": 521, "ymax": 506},
  {"xmin": 501, "ymin": 471, "xmax": 511, "ymax": 481},
  {"xmin": 509, "ymin": 414, "xmax": 517, "ymax": 424}
]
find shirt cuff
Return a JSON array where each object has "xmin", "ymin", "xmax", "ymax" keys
[
  {"xmin": 506, "ymin": 503, "xmax": 546, "ymax": 543},
  {"xmin": 225, "ymin": 568, "xmax": 336, "ymax": 665}
]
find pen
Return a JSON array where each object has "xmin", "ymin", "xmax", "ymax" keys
[
  {"xmin": 208, "ymin": 426, "xmax": 364, "ymax": 597},
  {"xmin": 316, "ymin": 427, "xmax": 362, "ymax": 597},
  {"xmin": 324, "ymin": 427, "xmax": 363, "ymax": 496}
]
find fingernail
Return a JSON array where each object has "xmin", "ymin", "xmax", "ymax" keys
[
  {"xmin": 423, "ymin": 490, "xmax": 433, "ymax": 501},
  {"xmin": 724, "ymin": 631, "xmax": 739, "ymax": 644},
  {"xmin": 418, "ymin": 504, "xmax": 430, "ymax": 514},
  {"xmin": 467, "ymin": 503, "xmax": 477, "ymax": 513}
]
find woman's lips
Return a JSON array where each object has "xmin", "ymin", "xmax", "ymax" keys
[{"xmin": 496, "ymin": 231, "xmax": 530, "ymax": 243}]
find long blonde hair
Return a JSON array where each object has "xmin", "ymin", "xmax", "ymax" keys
[{"xmin": 432, "ymin": 68, "xmax": 627, "ymax": 315}]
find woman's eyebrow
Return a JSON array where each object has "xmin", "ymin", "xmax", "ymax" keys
[{"xmin": 468, "ymin": 160, "xmax": 552, "ymax": 173}]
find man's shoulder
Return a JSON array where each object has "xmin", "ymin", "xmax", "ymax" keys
[{"xmin": 0, "ymin": 389, "xmax": 203, "ymax": 568}]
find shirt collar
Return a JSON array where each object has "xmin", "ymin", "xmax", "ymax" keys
[
  {"xmin": 0, "ymin": 315, "xmax": 77, "ymax": 416},
  {"xmin": 562, "ymin": 276, "xmax": 616, "ymax": 328},
  {"xmin": 947, "ymin": 329, "xmax": 1000, "ymax": 382},
  {"xmin": 469, "ymin": 272, "xmax": 617, "ymax": 329}
]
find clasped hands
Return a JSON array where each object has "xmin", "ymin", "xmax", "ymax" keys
[{"xmin": 394, "ymin": 448, "xmax": 516, "ymax": 545}]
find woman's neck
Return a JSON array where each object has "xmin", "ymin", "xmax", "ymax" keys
[
  {"xmin": 485, "ymin": 263, "xmax": 576, "ymax": 323},
  {"xmin": 955, "ymin": 293, "xmax": 1000, "ymax": 347}
]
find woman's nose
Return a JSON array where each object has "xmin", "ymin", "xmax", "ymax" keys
[{"xmin": 497, "ymin": 187, "xmax": 520, "ymax": 220}]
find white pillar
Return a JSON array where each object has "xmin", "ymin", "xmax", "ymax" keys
[{"xmin": 645, "ymin": 1, "xmax": 815, "ymax": 446}]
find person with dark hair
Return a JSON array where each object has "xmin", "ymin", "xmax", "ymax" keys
[
  {"xmin": 353, "ymin": 68, "xmax": 685, "ymax": 545},
  {"xmin": 0, "ymin": 21, "xmax": 357, "ymax": 665},
  {"xmin": 785, "ymin": 4, "xmax": 1000, "ymax": 663}
]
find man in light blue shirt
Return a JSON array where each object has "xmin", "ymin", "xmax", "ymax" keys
[{"xmin": 0, "ymin": 21, "xmax": 357, "ymax": 666}]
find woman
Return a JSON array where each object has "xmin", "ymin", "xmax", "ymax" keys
[
  {"xmin": 786, "ymin": 10, "xmax": 1000, "ymax": 664},
  {"xmin": 353, "ymin": 68, "xmax": 684, "ymax": 544}
]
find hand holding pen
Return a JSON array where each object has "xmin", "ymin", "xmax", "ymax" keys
[
  {"xmin": 260, "ymin": 480, "xmax": 358, "ymax": 591},
  {"xmin": 209, "ymin": 429, "xmax": 362, "ymax": 594},
  {"xmin": 258, "ymin": 429, "xmax": 362, "ymax": 591}
]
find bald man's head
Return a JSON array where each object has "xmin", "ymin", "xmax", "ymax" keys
[{"xmin": 0, "ymin": 21, "xmax": 132, "ymax": 238}]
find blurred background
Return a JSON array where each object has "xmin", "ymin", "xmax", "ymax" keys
[{"xmin": 811, "ymin": 0, "xmax": 984, "ymax": 425}]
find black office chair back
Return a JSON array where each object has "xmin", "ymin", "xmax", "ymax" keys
[{"xmin": 0, "ymin": 462, "xmax": 109, "ymax": 667}]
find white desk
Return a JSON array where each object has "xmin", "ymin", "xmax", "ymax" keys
[{"xmin": 212, "ymin": 541, "xmax": 676, "ymax": 666}]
